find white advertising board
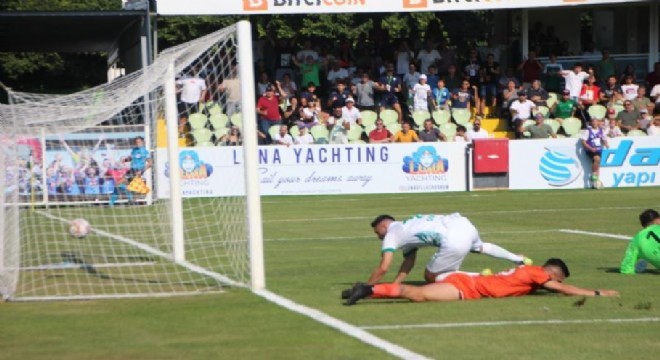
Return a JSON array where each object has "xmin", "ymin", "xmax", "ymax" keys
[
  {"xmin": 509, "ymin": 137, "xmax": 659, "ymax": 190},
  {"xmin": 156, "ymin": 142, "xmax": 468, "ymax": 198},
  {"xmin": 156, "ymin": 0, "xmax": 649, "ymax": 16}
]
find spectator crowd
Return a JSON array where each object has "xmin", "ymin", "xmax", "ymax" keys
[{"xmin": 175, "ymin": 28, "xmax": 660, "ymax": 146}]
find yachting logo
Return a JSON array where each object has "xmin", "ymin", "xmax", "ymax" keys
[
  {"xmin": 539, "ymin": 147, "xmax": 582, "ymax": 186},
  {"xmin": 243, "ymin": 0, "xmax": 268, "ymax": 11},
  {"xmin": 403, "ymin": 0, "xmax": 427, "ymax": 8},
  {"xmin": 402, "ymin": 146, "xmax": 449, "ymax": 175}
]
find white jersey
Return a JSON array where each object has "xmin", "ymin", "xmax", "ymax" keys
[
  {"xmin": 381, "ymin": 213, "xmax": 462, "ymax": 255},
  {"xmin": 412, "ymin": 83, "xmax": 431, "ymax": 111},
  {"xmin": 176, "ymin": 76, "xmax": 207, "ymax": 104}
]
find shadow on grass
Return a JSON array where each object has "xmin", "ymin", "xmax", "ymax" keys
[{"xmin": 598, "ymin": 267, "xmax": 660, "ymax": 275}]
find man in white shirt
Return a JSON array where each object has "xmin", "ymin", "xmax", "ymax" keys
[
  {"xmin": 509, "ymin": 92, "xmax": 537, "ymax": 139},
  {"xmin": 272, "ymin": 124, "xmax": 293, "ymax": 146},
  {"xmin": 403, "ymin": 63, "xmax": 421, "ymax": 91},
  {"xmin": 341, "ymin": 97, "xmax": 362, "ymax": 128},
  {"xmin": 176, "ymin": 69, "xmax": 207, "ymax": 136},
  {"xmin": 294, "ymin": 125, "xmax": 315, "ymax": 145},
  {"xmin": 327, "ymin": 61, "xmax": 349, "ymax": 86},
  {"xmin": 417, "ymin": 40, "xmax": 442, "ymax": 75},
  {"xmin": 561, "ymin": 64, "xmax": 589, "ymax": 100},
  {"xmin": 467, "ymin": 117, "xmax": 489, "ymax": 140}
]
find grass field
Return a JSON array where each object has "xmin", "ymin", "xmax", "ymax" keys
[{"xmin": 2, "ymin": 187, "xmax": 660, "ymax": 359}]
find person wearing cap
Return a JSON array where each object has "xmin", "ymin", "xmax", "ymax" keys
[
  {"xmin": 509, "ymin": 91, "xmax": 537, "ymax": 139},
  {"xmin": 294, "ymin": 124, "xmax": 315, "ymax": 145},
  {"xmin": 525, "ymin": 113, "xmax": 556, "ymax": 139},
  {"xmin": 552, "ymin": 89, "xmax": 577, "ymax": 122},
  {"xmin": 411, "ymin": 74, "xmax": 432, "ymax": 112},
  {"xmin": 341, "ymin": 97, "xmax": 362, "ymax": 129},
  {"xmin": 581, "ymin": 116, "xmax": 608, "ymax": 188},
  {"xmin": 256, "ymin": 81, "xmax": 287, "ymax": 144},
  {"xmin": 620, "ymin": 209, "xmax": 660, "ymax": 275}
]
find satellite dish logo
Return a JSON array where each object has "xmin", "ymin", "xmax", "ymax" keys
[{"xmin": 539, "ymin": 147, "xmax": 582, "ymax": 187}]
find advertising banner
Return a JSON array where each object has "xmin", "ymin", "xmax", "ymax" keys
[
  {"xmin": 156, "ymin": 142, "xmax": 468, "ymax": 198},
  {"xmin": 13, "ymin": 126, "xmax": 147, "ymax": 205},
  {"xmin": 156, "ymin": 0, "xmax": 649, "ymax": 16},
  {"xmin": 509, "ymin": 137, "xmax": 659, "ymax": 190}
]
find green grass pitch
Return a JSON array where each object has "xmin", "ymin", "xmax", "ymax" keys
[{"xmin": 1, "ymin": 187, "xmax": 659, "ymax": 359}]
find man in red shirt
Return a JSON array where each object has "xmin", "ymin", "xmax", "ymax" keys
[
  {"xmin": 368, "ymin": 118, "xmax": 393, "ymax": 143},
  {"xmin": 344, "ymin": 258, "xmax": 618, "ymax": 305},
  {"xmin": 256, "ymin": 82, "xmax": 287, "ymax": 144}
]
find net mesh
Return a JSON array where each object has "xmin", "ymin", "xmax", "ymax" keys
[{"xmin": 0, "ymin": 24, "xmax": 251, "ymax": 300}]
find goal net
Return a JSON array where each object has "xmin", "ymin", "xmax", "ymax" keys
[{"xmin": 0, "ymin": 22, "xmax": 262, "ymax": 301}]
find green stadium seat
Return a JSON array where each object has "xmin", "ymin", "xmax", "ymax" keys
[
  {"xmin": 380, "ymin": 109, "xmax": 399, "ymax": 126},
  {"xmin": 188, "ymin": 113, "xmax": 208, "ymax": 130},
  {"xmin": 561, "ymin": 117, "xmax": 582, "ymax": 136},
  {"xmin": 431, "ymin": 109, "xmax": 451, "ymax": 125},
  {"xmin": 451, "ymin": 108, "xmax": 471, "ymax": 125},
  {"xmin": 412, "ymin": 110, "xmax": 431, "ymax": 127},
  {"xmin": 360, "ymin": 110, "xmax": 378, "ymax": 128},
  {"xmin": 209, "ymin": 113, "xmax": 229, "ymax": 130}
]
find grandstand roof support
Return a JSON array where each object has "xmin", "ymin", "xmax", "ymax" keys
[{"xmin": 649, "ymin": 1, "xmax": 659, "ymax": 70}]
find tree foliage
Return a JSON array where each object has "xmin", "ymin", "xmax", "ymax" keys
[{"xmin": 0, "ymin": 4, "xmax": 497, "ymax": 93}]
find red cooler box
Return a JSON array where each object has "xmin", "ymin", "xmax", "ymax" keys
[{"xmin": 473, "ymin": 139, "xmax": 509, "ymax": 173}]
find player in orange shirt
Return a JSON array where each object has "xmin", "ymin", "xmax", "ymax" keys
[{"xmin": 344, "ymin": 258, "xmax": 618, "ymax": 305}]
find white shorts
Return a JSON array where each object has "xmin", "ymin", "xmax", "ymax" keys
[{"xmin": 425, "ymin": 216, "xmax": 483, "ymax": 274}]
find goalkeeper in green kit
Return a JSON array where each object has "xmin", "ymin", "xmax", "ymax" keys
[{"xmin": 620, "ymin": 209, "xmax": 660, "ymax": 274}]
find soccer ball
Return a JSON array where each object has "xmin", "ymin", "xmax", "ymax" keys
[
  {"xmin": 69, "ymin": 218, "xmax": 91, "ymax": 238},
  {"xmin": 594, "ymin": 180, "xmax": 604, "ymax": 190}
]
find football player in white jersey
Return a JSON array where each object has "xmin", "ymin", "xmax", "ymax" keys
[{"xmin": 366, "ymin": 214, "xmax": 530, "ymax": 284}]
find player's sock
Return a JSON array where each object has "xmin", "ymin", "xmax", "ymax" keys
[
  {"xmin": 372, "ymin": 283, "xmax": 401, "ymax": 298},
  {"xmin": 480, "ymin": 243, "xmax": 524, "ymax": 263},
  {"xmin": 121, "ymin": 184, "xmax": 133, "ymax": 202},
  {"xmin": 109, "ymin": 191, "xmax": 118, "ymax": 206}
]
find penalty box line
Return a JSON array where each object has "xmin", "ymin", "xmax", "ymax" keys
[
  {"xmin": 360, "ymin": 317, "xmax": 660, "ymax": 330},
  {"xmin": 558, "ymin": 229, "xmax": 630, "ymax": 241}
]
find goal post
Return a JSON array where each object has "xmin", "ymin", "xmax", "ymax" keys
[
  {"xmin": 0, "ymin": 21, "xmax": 265, "ymax": 300},
  {"xmin": 237, "ymin": 20, "xmax": 265, "ymax": 291}
]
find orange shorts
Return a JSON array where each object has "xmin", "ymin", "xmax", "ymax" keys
[{"xmin": 442, "ymin": 273, "xmax": 482, "ymax": 300}]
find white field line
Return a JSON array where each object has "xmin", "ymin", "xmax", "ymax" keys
[
  {"xmin": 266, "ymin": 229, "xmax": 559, "ymax": 242},
  {"xmin": 264, "ymin": 205, "xmax": 653, "ymax": 223},
  {"xmin": 35, "ymin": 210, "xmax": 244, "ymax": 288},
  {"xmin": 35, "ymin": 211, "xmax": 429, "ymax": 359},
  {"xmin": 22, "ymin": 261, "xmax": 155, "ymax": 270},
  {"xmin": 558, "ymin": 229, "xmax": 630, "ymax": 240},
  {"xmin": 262, "ymin": 194, "xmax": 495, "ymax": 204},
  {"xmin": 255, "ymin": 289, "xmax": 431, "ymax": 360},
  {"xmin": 361, "ymin": 317, "xmax": 660, "ymax": 330}
]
